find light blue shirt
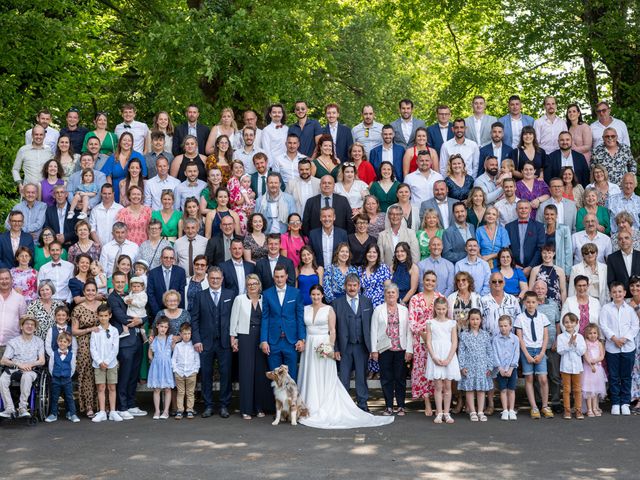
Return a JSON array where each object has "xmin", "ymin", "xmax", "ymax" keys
[
  {"xmin": 418, "ymin": 256, "xmax": 454, "ymax": 296},
  {"xmin": 608, "ymin": 193, "xmax": 640, "ymax": 233},
  {"xmin": 454, "ymin": 256, "xmax": 491, "ymax": 295},
  {"xmin": 5, "ymin": 200, "xmax": 47, "ymax": 237},
  {"xmin": 67, "ymin": 169, "xmax": 107, "ymax": 209}
]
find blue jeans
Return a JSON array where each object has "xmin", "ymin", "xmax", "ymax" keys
[
  {"xmin": 50, "ymin": 376, "xmax": 76, "ymax": 416},
  {"xmin": 605, "ymin": 350, "xmax": 635, "ymax": 406}
]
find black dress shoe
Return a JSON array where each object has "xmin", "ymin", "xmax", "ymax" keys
[
  {"xmin": 358, "ymin": 405, "xmax": 370, "ymax": 413},
  {"xmin": 552, "ymin": 404, "xmax": 564, "ymax": 414},
  {"xmin": 219, "ymin": 407, "xmax": 230, "ymax": 418},
  {"xmin": 201, "ymin": 408, "xmax": 213, "ymax": 418}
]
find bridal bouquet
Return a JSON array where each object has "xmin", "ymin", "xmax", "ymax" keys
[{"xmin": 315, "ymin": 343, "xmax": 335, "ymax": 359}]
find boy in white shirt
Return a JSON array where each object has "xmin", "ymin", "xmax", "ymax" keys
[
  {"xmin": 90, "ymin": 305, "xmax": 120, "ymax": 423},
  {"xmin": 556, "ymin": 312, "xmax": 587, "ymax": 419},
  {"xmin": 514, "ymin": 291, "xmax": 553, "ymax": 419},
  {"xmin": 172, "ymin": 323, "xmax": 200, "ymax": 419}
]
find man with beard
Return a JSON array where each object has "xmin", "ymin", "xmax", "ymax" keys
[
  {"xmin": 287, "ymin": 158, "xmax": 320, "ymax": 217},
  {"xmin": 478, "ymin": 122, "xmax": 513, "ymax": 175},
  {"xmin": 475, "ymin": 156, "xmax": 507, "ymax": 204}
]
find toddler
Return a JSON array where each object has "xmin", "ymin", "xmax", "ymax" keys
[
  {"xmin": 492, "ymin": 315, "xmax": 520, "ymax": 421},
  {"xmin": 556, "ymin": 313, "xmax": 586, "ymax": 419},
  {"xmin": 148, "ymin": 317, "xmax": 175, "ymax": 419},
  {"xmin": 581, "ymin": 323, "xmax": 606, "ymax": 416},
  {"xmin": 172, "ymin": 323, "xmax": 200, "ymax": 419},
  {"xmin": 90, "ymin": 304, "xmax": 120, "ymax": 423},
  {"xmin": 69, "ymin": 168, "xmax": 98, "ymax": 219},
  {"xmin": 90, "ymin": 261, "xmax": 108, "ymax": 296},
  {"xmin": 499, "ymin": 158, "xmax": 515, "ymax": 179},
  {"xmin": 125, "ymin": 277, "xmax": 148, "ymax": 342},
  {"xmin": 133, "ymin": 260, "xmax": 149, "ymax": 286},
  {"xmin": 45, "ymin": 331, "xmax": 80, "ymax": 423}
]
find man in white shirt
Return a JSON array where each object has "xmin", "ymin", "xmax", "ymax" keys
[
  {"xmin": 237, "ymin": 109, "xmax": 263, "ymax": 150},
  {"xmin": 287, "ymin": 159, "xmax": 320, "ymax": 217},
  {"xmin": 272, "ymin": 133, "xmax": 304, "ymax": 184},
  {"xmin": 114, "ymin": 103, "xmax": 149, "ymax": 153},
  {"xmin": 232, "ymin": 126, "xmax": 265, "ymax": 174},
  {"xmin": 13, "ymin": 124, "xmax": 52, "ymax": 188},
  {"xmin": 37, "ymin": 242, "xmax": 74, "ymax": 303},
  {"xmin": 495, "ymin": 178, "xmax": 520, "ymax": 226},
  {"xmin": 475, "ymin": 156, "xmax": 506, "ymax": 204},
  {"xmin": 262, "ymin": 103, "xmax": 288, "ymax": 164},
  {"xmin": 174, "ymin": 161, "xmax": 207, "ymax": 211},
  {"xmin": 464, "ymin": 95, "xmax": 497, "ymax": 147},
  {"xmin": 533, "ymin": 96, "xmax": 568, "ymax": 155},
  {"xmin": 572, "ymin": 214, "xmax": 612, "ymax": 264},
  {"xmin": 591, "ymin": 101, "xmax": 631, "ymax": 149},
  {"xmin": 174, "ymin": 218, "xmax": 208, "ymax": 275},
  {"xmin": 391, "ymin": 99, "xmax": 426, "ymax": 149},
  {"xmin": 439, "ymin": 118, "xmax": 480, "ymax": 177},
  {"xmin": 99, "ymin": 222, "xmax": 140, "ymax": 276},
  {"xmin": 145, "ymin": 156, "xmax": 180, "ymax": 210},
  {"xmin": 89, "ymin": 183, "xmax": 123, "ymax": 248},
  {"xmin": 351, "ymin": 105, "xmax": 383, "ymax": 157},
  {"xmin": 404, "ymin": 151, "xmax": 444, "ymax": 208},
  {"xmin": 25, "ymin": 109, "xmax": 59, "ymax": 154}
]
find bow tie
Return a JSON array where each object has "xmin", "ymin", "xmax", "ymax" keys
[
  {"xmin": 52, "ymin": 263, "xmax": 61, "ymax": 267},
  {"xmin": 123, "ymin": 124, "xmax": 131, "ymax": 129},
  {"xmin": 275, "ymin": 125, "xmax": 284, "ymax": 129},
  {"xmin": 59, "ymin": 351, "xmax": 68, "ymax": 356}
]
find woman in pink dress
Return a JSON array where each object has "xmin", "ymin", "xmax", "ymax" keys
[
  {"xmin": 227, "ymin": 160, "xmax": 251, "ymax": 234},
  {"xmin": 115, "ymin": 185, "xmax": 152, "ymax": 245},
  {"xmin": 280, "ymin": 213, "xmax": 307, "ymax": 268},
  {"xmin": 408, "ymin": 270, "xmax": 444, "ymax": 416}
]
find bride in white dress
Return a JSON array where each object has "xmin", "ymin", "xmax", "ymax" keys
[{"xmin": 298, "ymin": 285, "xmax": 394, "ymax": 429}]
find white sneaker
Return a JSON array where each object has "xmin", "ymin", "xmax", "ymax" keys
[
  {"xmin": 621, "ymin": 404, "xmax": 631, "ymax": 415},
  {"xmin": 501, "ymin": 410, "xmax": 509, "ymax": 421},
  {"xmin": 77, "ymin": 213, "xmax": 87, "ymax": 220},
  {"xmin": 508, "ymin": 410, "xmax": 518, "ymax": 420},
  {"xmin": 128, "ymin": 407, "xmax": 147, "ymax": 416},
  {"xmin": 18, "ymin": 408, "xmax": 31, "ymax": 418},
  {"xmin": 0, "ymin": 409, "xmax": 15, "ymax": 418},
  {"xmin": 611, "ymin": 405, "xmax": 621, "ymax": 415},
  {"xmin": 45, "ymin": 414, "xmax": 58, "ymax": 423},
  {"xmin": 109, "ymin": 411, "xmax": 123, "ymax": 422},
  {"xmin": 92, "ymin": 411, "xmax": 107, "ymax": 423},
  {"xmin": 119, "ymin": 410, "xmax": 134, "ymax": 420}
]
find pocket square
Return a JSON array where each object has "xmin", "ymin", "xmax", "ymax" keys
[
  {"xmin": 287, "ymin": 299, "xmax": 295, "ymax": 303},
  {"xmin": 223, "ymin": 299, "xmax": 231, "ymax": 303},
  {"xmin": 363, "ymin": 309, "xmax": 370, "ymax": 313}
]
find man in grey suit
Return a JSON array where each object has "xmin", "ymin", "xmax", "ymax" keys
[
  {"xmin": 442, "ymin": 202, "xmax": 476, "ymax": 264},
  {"xmin": 333, "ymin": 274, "xmax": 373, "ymax": 411},
  {"xmin": 464, "ymin": 95, "xmax": 497, "ymax": 147},
  {"xmin": 391, "ymin": 99, "xmax": 426, "ymax": 149},
  {"xmin": 419, "ymin": 180, "xmax": 456, "ymax": 229},
  {"xmin": 535, "ymin": 177, "xmax": 577, "ymax": 232}
]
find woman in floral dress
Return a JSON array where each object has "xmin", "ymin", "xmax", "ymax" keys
[
  {"xmin": 10, "ymin": 247, "xmax": 37, "ymax": 304},
  {"xmin": 408, "ymin": 270, "xmax": 444, "ymax": 416},
  {"xmin": 322, "ymin": 243, "xmax": 358, "ymax": 303}
]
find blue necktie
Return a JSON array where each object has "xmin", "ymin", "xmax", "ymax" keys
[{"xmin": 350, "ymin": 297, "xmax": 357, "ymax": 314}]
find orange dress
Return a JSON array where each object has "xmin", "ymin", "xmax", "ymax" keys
[
  {"xmin": 116, "ymin": 206, "xmax": 152, "ymax": 245},
  {"xmin": 206, "ymin": 154, "xmax": 231, "ymax": 186}
]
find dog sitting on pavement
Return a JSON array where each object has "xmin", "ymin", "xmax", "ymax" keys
[{"xmin": 266, "ymin": 365, "xmax": 309, "ymax": 426}]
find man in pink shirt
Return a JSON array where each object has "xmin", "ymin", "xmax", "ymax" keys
[{"xmin": 0, "ymin": 269, "xmax": 27, "ymax": 357}]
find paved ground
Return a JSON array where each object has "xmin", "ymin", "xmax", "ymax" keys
[{"xmin": 0, "ymin": 392, "xmax": 637, "ymax": 480}]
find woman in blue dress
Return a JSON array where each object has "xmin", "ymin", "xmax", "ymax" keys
[
  {"xmin": 297, "ymin": 246, "xmax": 324, "ymax": 306},
  {"xmin": 476, "ymin": 206, "xmax": 511, "ymax": 269},
  {"xmin": 391, "ymin": 242, "xmax": 419, "ymax": 306},
  {"xmin": 359, "ymin": 244, "xmax": 392, "ymax": 308},
  {"xmin": 492, "ymin": 248, "xmax": 528, "ymax": 299},
  {"xmin": 322, "ymin": 243, "xmax": 358, "ymax": 303},
  {"xmin": 444, "ymin": 154, "xmax": 475, "ymax": 201},
  {"xmin": 100, "ymin": 132, "xmax": 146, "ymax": 201}
]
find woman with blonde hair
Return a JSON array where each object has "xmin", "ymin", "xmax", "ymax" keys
[
  {"xmin": 205, "ymin": 107, "xmax": 239, "ymax": 155},
  {"xmin": 444, "ymin": 154, "xmax": 474, "ymax": 201}
]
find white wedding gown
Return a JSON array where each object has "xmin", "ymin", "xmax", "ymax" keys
[{"xmin": 298, "ymin": 305, "xmax": 394, "ymax": 429}]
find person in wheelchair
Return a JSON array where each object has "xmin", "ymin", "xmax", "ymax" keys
[
  {"xmin": 45, "ymin": 331, "xmax": 80, "ymax": 423},
  {"xmin": 0, "ymin": 315, "xmax": 45, "ymax": 418}
]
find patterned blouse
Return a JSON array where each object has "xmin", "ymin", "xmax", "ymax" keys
[
  {"xmin": 243, "ymin": 234, "xmax": 268, "ymax": 262},
  {"xmin": 323, "ymin": 264, "xmax": 358, "ymax": 303},
  {"xmin": 10, "ymin": 267, "xmax": 38, "ymax": 304},
  {"xmin": 515, "ymin": 179, "xmax": 550, "ymax": 219},
  {"xmin": 591, "ymin": 143, "xmax": 636, "ymax": 185},
  {"xmin": 28, "ymin": 299, "xmax": 66, "ymax": 340},
  {"xmin": 116, "ymin": 206, "xmax": 153, "ymax": 245},
  {"xmin": 137, "ymin": 238, "xmax": 173, "ymax": 270},
  {"xmin": 445, "ymin": 175, "xmax": 475, "ymax": 201},
  {"xmin": 68, "ymin": 241, "xmax": 101, "ymax": 264},
  {"xmin": 367, "ymin": 213, "xmax": 386, "ymax": 239},
  {"xmin": 386, "ymin": 308, "xmax": 402, "ymax": 351},
  {"xmin": 359, "ymin": 264, "xmax": 392, "ymax": 307}
]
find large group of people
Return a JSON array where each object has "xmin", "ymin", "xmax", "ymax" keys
[{"xmin": 1, "ymin": 95, "xmax": 639, "ymax": 428}]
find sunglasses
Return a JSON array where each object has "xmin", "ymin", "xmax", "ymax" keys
[{"xmin": 491, "ymin": 280, "xmax": 504, "ymax": 284}]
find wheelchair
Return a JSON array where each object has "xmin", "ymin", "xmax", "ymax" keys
[{"xmin": 0, "ymin": 367, "xmax": 50, "ymax": 425}]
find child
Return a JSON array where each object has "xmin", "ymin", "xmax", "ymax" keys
[
  {"xmin": 500, "ymin": 158, "xmax": 515, "ymax": 179},
  {"xmin": 90, "ymin": 304, "xmax": 120, "ymax": 423},
  {"xmin": 599, "ymin": 282, "xmax": 639, "ymax": 415},
  {"xmin": 148, "ymin": 316, "xmax": 175, "ymax": 419},
  {"xmin": 492, "ymin": 315, "xmax": 520, "ymax": 421},
  {"xmin": 556, "ymin": 313, "xmax": 587, "ymax": 420},
  {"xmin": 172, "ymin": 322, "xmax": 200, "ymax": 419},
  {"xmin": 458, "ymin": 309, "xmax": 493, "ymax": 422},
  {"xmin": 68, "ymin": 168, "xmax": 98, "ymax": 219},
  {"xmin": 514, "ymin": 291, "xmax": 553, "ymax": 419},
  {"xmin": 582, "ymin": 323, "xmax": 606, "ymax": 416},
  {"xmin": 124, "ymin": 276, "xmax": 148, "ymax": 343},
  {"xmin": 133, "ymin": 259, "xmax": 149, "ymax": 286},
  {"xmin": 90, "ymin": 261, "xmax": 108, "ymax": 296},
  {"xmin": 44, "ymin": 305, "xmax": 75, "ymax": 357},
  {"xmin": 233, "ymin": 173, "xmax": 256, "ymax": 235},
  {"xmin": 425, "ymin": 297, "xmax": 460, "ymax": 424},
  {"xmin": 45, "ymin": 331, "xmax": 80, "ymax": 423}
]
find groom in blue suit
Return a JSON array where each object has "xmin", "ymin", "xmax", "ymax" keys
[{"xmin": 260, "ymin": 265, "xmax": 306, "ymax": 381}]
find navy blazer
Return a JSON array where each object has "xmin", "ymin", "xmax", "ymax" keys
[
  {"xmin": 607, "ymin": 250, "xmax": 640, "ymax": 297},
  {"xmin": 190, "ymin": 287, "xmax": 234, "ymax": 349},
  {"xmin": 369, "ymin": 144, "xmax": 405, "ymax": 181},
  {"xmin": 302, "ymin": 193, "xmax": 354, "ymax": 236},
  {"xmin": 146, "ymin": 265, "xmax": 187, "ymax": 317},
  {"xmin": 220, "ymin": 259, "xmax": 255, "ymax": 297},
  {"xmin": 477, "ymin": 143, "xmax": 514, "ymax": 176},
  {"xmin": 172, "ymin": 122, "xmax": 210, "ymax": 157},
  {"xmin": 321, "ymin": 123, "xmax": 353, "ymax": 163},
  {"xmin": 250, "ymin": 170, "xmax": 285, "ymax": 197},
  {"xmin": 0, "ymin": 232, "xmax": 34, "ymax": 269},
  {"xmin": 333, "ymin": 294, "xmax": 373, "ymax": 354},
  {"xmin": 260, "ymin": 285, "xmax": 305, "ymax": 345},
  {"xmin": 505, "ymin": 219, "xmax": 545, "ymax": 269},
  {"xmin": 544, "ymin": 150, "xmax": 590, "ymax": 187},
  {"xmin": 44, "ymin": 205, "xmax": 78, "ymax": 248},
  {"xmin": 107, "ymin": 290, "xmax": 142, "ymax": 349},
  {"xmin": 442, "ymin": 223, "xmax": 476, "ymax": 265},
  {"xmin": 308, "ymin": 227, "xmax": 348, "ymax": 267},
  {"xmin": 255, "ymin": 256, "xmax": 296, "ymax": 291},
  {"xmin": 427, "ymin": 122, "xmax": 454, "ymax": 155}
]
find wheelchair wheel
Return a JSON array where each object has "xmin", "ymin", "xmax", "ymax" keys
[{"xmin": 36, "ymin": 370, "xmax": 50, "ymax": 422}]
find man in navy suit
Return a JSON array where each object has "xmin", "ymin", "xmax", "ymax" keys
[
  {"xmin": 191, "ymin": 266, "xmax": 234, "ymax": 418},
  {"xmin": 255, "ymin": 234, "xmax": 296, "ymax": 290},
  {"xmin": 477, "ymin": 122, "xmax": 513, "ymax": 176},
  {"xmin": 333, "ymin": 273, "xmax": 373, "ymax": 411},
  {"xmin": 369, "ymin": 124, "xmax": 405, "ymax": 181},
  {"xmin": 220, "ymin": 239, "xmax": 255, "ymax": 297},
  {"xmin": 172, "ymin": 104, "xmax": 210, "ymax": 156},
  {"xmin": 309, "ymin": 207, "xmax": 349, "ymax": 268},
  {"xmin": 442, "ymin": 202, "xmax": 476, "ymax": 264},
  {"xmin": 505, "ymin": 200, "xmax": 545, "ymax": 276},
  {"xmin": 0, "ymin": 211, "xmax": 34, "ymax": 269},
  {"xmin": 391, "ymin": 99, "xmax": 427, "ymax": 149},
  {"xmin": 302, "ymin": 175, "xmax": 354, "ymax": 236},
  {"xmin": 322, "ymin": 103, "xmax": 353, "ymax": 162},
  {"xmin": 427, "ymin": 104, "xmax": 454, "ymax": 155},
  {"xmin": 43, "ymin": 185, "xmax": 78, "ymax": 249},
  {"xmin": 544, "ymin": 131, "xmax": 590, "ymax": 187},
  {"xmin": 147, "ymin": 246, "xmax": 187, "ymax": 318},
  {"xmin": 260, "ymin": 265, "xmax": 306, "ymax": 381}
]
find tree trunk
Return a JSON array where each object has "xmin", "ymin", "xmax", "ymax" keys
[{"xmin": 582, "ymin": 48, "xmax": 598, "ymax": 113}]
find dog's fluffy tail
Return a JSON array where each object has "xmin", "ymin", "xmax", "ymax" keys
[{"xmin": 297, "ymin": 403, "xmax": 309, "ymax": 418}]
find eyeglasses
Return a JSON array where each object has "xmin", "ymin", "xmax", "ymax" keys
[
  {"xmin": 604, "ymin": 135, "xmax": 617, "ymax": 139},
  {"xmin": 105, "ymin": 330, "xmax": 111, "ymax": 339},
  {"xmin": 491, "ymin": 280, "xmax": 504, "ymax": 284},
  {"xmin": 288, "ymin": 220, "xmax": 301, "ymax": 225},
  {"xmin": 584, "ymin": 250, "xmax": 596, "ymax": 255},
  {"xmin": 457, "ymin": 278, "xmax": 468, "ymax": 283},
  {"xmin": 247, "ymin": 282, "xmax": 259, "ymax": 287},
  {"xmin": 596, "ymin": 108, "xmax": 608, "ymax": 113},
  {"xmin": 194, "ymin": 263, "xmax": 207, "ymax": 267}
]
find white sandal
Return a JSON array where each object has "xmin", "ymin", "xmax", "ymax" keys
[
  {"xmin": 478, "ymin": 412, "xmax": 488, "ymax": 422},
  {"xmin": 433, "ymin": 413, "xmax": 443, "ymax": 424},
  {"xmin": 444, "ymin": 413, "xmax": 455, "ymax": 424},
  {"xmin": 469, "ymin": 411, "xmax": 479, "ymax": 422}
]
